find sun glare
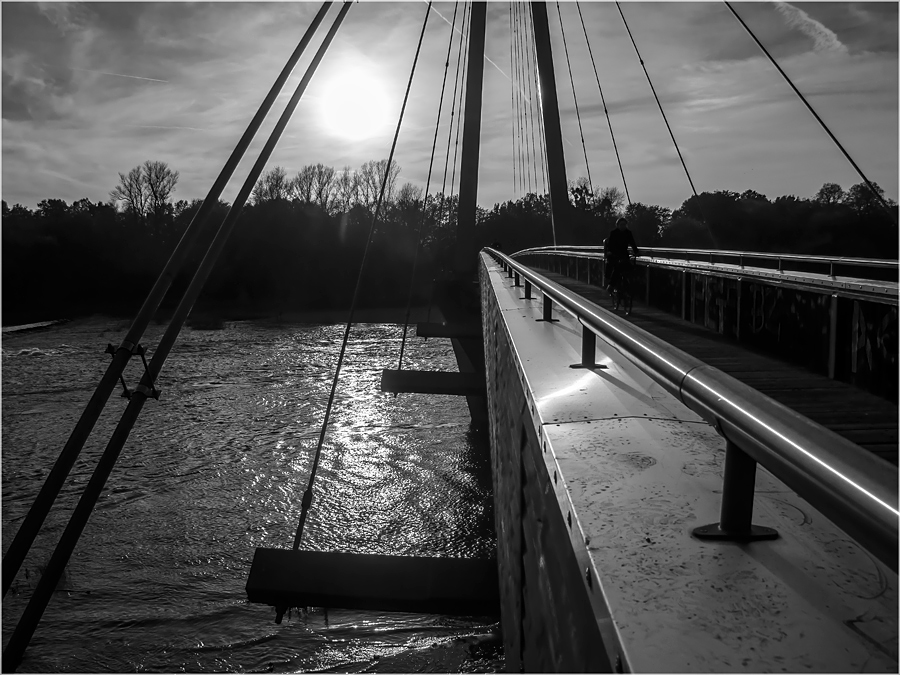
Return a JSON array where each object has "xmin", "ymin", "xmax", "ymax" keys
[{"xmin": 319, "ymin": 69, "xmax": 391, "ymax": 142}]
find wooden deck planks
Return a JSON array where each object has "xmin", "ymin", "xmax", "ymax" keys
[{"xmin": 535, "ymin": 269, "xmax": 898, "ymax": 464}]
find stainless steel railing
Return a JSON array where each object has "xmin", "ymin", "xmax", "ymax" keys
[
  {"xmin": 514, "ymin": 244, "xmax": 898, "ymax": 276},
  {"xmin": 486, "ymin": 247, "xmax": 899, "ymax": 572},
  {"xmin": 513, "ymin": 244, "xmax": 898, "ymax": 304}
]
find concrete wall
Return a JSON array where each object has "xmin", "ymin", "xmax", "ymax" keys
[{"xmin": 481, "ymin": 263, "xmax": 612, "ymax": 672}]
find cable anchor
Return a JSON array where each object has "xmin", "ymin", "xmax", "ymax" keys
[{"xmin": 104, "ymin": 343, "xmax": 160, "ymax": 400}]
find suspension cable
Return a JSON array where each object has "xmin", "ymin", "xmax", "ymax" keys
[
  {"xmin": 0, "ymin": 0, "xmax": 334, "ymax": 601},
  {"xmin": 397, "ymin": 1, "xmax": 460, "ymax": 372},
  {"xmin": 616, "ymin": 1, "xmax": 698, "ymax": 198},
  {"xmin": 514, "ymin": 2, "xmax": 527, "ymax": 195},
  {"xmin": 508, "ymin": 2, "xmax": 517, "ymax": 195},
  {"xmin": 576, "ymin": 0, "xmax": 631, "ymax": 205},
  {"xmin": 528, "ymin": 5, "xmax": 551, "ymax": 196},
  {"xmin": 556, "ymin": 1, "xmax": 592, "ymax": 195},
  {"xmin": 725, "ymin": 1, "xmax": 896, "ymax": 223},
  {"xmin": 292, "ymin": 2, "xmax": 433, "ymax": 555},
  {"xmin": 449, "ymin": 5, "xmax": 472, "ymax": 202},
  {"xmin": 437, "ymin": 1, "xmax": 469, "ymax": 224},
  {"xmin": 3, "ymin": 6, "xmax": 351, "ymax": 669},
  {"xmin": 522, "ymin": 4, "xmax": 538, "ymax": 194}
]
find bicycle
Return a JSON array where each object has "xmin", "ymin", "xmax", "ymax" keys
[{"xmin": 606, "ymin": 256, "xmax": 635, "ymax": 315}]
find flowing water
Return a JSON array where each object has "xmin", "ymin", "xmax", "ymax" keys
[{"xmin": 2, "ymin": 317, "xmax": 501, "ymax": 672}]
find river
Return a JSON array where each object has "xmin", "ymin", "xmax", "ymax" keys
[{"xmin": 2, "ymin": 316, "xmax": 501, "ymax": 672}]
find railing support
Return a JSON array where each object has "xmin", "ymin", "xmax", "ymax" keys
[
  {"xmin": 681, "ymin": 270, "xmax": 687, "ymax": 320},
  {"xmin": 539, "ymin": 294, "xmax": 557, "ymax": 322},
  {"xmin": 514, "ymin": 272, "xmax": 521, "ymax": 287},
  {"xmin": 524, "ymin": 279, "xmax": 532, "ymax": 300},
  {"xmin": 645, "ymin": 265, "xmax": 651, "ymax": 304},
  {"xmin": 580, "ymin": 328, "xmax": 596, "ymax": 367},
  {"xmin": 827, "ymin": 294, "xmax": 838, "ymax": 379},
  {"xmin": 693, "ymin": 440, "xmax": 779, "ymax": 541}
]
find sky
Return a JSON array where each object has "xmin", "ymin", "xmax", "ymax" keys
[{"xmin": 2, "ymin": 1, "xmax": 897, "ymax": 212}]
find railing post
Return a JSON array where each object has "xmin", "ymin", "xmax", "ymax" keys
[
  {"xmin": 690, "ymin": 274, "xmax": 696, "ymax": 324},
  {"xmin": 693, "ymin": 440, "xmax": 779, "ymax": 541},
  {"xmin": 582, "ymin": 329, "xmax": 596, "ymax": 367},
  {"xmin": 524, "ymin": 279, "xmax": 532, "ymax": 300},
  {"xmin": 507, "ymin": 266, "xmax": 514, "ymax": 279},
  {"xmin": 587, "ymin": 260, "xmax": 592, "ymax": 286},
  {"xmin": 514, "ymin": 272, "xmax": 521, "ymax": 287},
  {"xmin": 540, "ymin": 294, "xmax": 556, "ymax": 322},
  {"xmin": 828, "ymin": 294, "xmax": 838, "ymax": 379},
  {"xmin": 645, "ymin": 265, "xmax": 651, "ymax": 304},
  {"xmin": 735, "ymin": 279, "xmax": 742, "ymax": 341},
  {"xmin": 681, "ymin": 270, "xmax": 687, "ymax": 320}
]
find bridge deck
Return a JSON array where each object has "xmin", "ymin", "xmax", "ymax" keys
[{"xmin": 535, "ymin": 269, "xmax": 899, "ymax": 465}]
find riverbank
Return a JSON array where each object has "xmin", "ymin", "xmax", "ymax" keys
[{"xmin": 2, "ymin": 306, "xmax": 435, "ymax": 330}]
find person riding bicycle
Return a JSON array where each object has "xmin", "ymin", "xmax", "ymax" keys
[{"xmin": 604, "ymin": 217, "xmax": 640, "ymax": 295}]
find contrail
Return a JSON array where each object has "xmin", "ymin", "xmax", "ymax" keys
[
  {"xmin": 129, "ymin": 125, "xmax": 208, "ymax": 132},
  {"xmin": 426, "ymin": 1, "xmax": 509, "ymax": 80},
  {"xmin": 773, "ymin": 2, "xmax": 848, "ymax": 53},
  {"xmin": 68, "ymin": 66, "xmax": 168, "ymax": 83}
]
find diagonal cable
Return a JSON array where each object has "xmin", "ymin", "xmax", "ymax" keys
[
  {"xmin": 0, "ymin": 0, "xmax": 334, "ymax": 600},
  {"xmin": 2, "ymin": 5, "xmax": 351, "ymax": 668},
  {"xmin": 291, "ymin": 0, "xmax": 433, "ymax": 552},
  {"xmin": 725, "ymin": 1, "xmax": 896, "ymax": 223},
  {"xmin": 576, "ymin": 0, "xmax": 631, "ymax": 204},
  {"xmin": 617, "ymin": 1, "xmax": 698, "ymax": 199},
  {"xmin": 397, "ymin": 0, "xmax": 460, "ymax": 372},
  {"xmin": 556, "ymin": 1, "xmax": 592, "ymax": 194}
]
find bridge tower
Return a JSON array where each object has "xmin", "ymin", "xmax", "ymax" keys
[{"xmin": 455, "ymin": 0, "xmax": 570, "ymax": 275}]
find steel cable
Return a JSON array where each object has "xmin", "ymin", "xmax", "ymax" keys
[
  {"xmin": 396, "ymin": 0, "xmax": 460, "ymax": 372},
  {"xmin": 448, "ymin": 5, "xmax": 472, "ymax": 204},
  {"xmin": 0, "ymin": 0, "xmax": 334, "ymax": 600},
  {"xmin": 724, "ymin": 2, "xmax": 896, "ymax": 224},
  {"xmin": 556, "ymin": 1, "xmax": 592, "ymax": 195},
  {"xmin": 2, "ymin": 5, "xmax": 351, "ymax": 669},
  {"xmin": 575, "ymin": 0, "xmax": 631, "ymax": 205},
  {"xmin": 528, "ymin": 6, "xmax": 551, "ymax": 196},
  {"xmin": 291, "ymin": 1, "xmax": 433, "ymax": 554},
  {"xmin": 616, "ymin": 1, "xmax": 698, "ymax": 199}
]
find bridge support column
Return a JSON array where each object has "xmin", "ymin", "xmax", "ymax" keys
[
  {"xmin": 531, "ymin": 1, "xmax": 570, "ymax": 244},
  {"xmin": 454, "ymin": 1, "xmax": 487, "ymax": 276}
]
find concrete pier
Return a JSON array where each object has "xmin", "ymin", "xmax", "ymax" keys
[{"xmin": 479, "ymin": 252, "xmax": 897, "ymax": 672}]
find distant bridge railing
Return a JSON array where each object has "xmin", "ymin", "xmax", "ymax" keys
[
  {"xmin": 513, "ymin": 245, "xmax": 899, "ymax": 401},
  {"xmin": 486, "ymin": 247, "xmax": 898, "ymax": 572}
]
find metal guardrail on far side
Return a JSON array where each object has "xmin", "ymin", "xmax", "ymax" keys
[
  {"xmin": 514, "ymin": 245, "xmax": 898, "ymax": 304},
  {"xmin": 486, "ymin": 247, "xmax": 899, "ymax": 573},
  {"xmin": 514, "ymin": 245, "xmax": 899, "ymax": 402}
]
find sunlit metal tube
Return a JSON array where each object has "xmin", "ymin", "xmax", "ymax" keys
[
  {"xmin": 484, "ymin": 248, "xmax": 899, "ymax": 572},
  {"xmin": 681, "ymin": 365, "xmax": 898, "ymax": 571}
]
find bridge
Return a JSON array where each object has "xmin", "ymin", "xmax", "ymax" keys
[{"xmin": 3, "ymin": 2, "xmax": 897, "ymax": 672}]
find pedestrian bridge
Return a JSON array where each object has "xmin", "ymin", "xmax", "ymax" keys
[{"xmin": 480, "ymin": 246, "xmax": 897, "ymax": 672}]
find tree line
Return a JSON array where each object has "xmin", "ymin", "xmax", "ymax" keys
[{"xmin": 2, "ymin": 157, "xmax": 896, "ymax": 324}]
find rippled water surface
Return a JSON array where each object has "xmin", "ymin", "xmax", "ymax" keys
[{"xmin": 2, "ymin": 317, "xmax": 500, "ymax": 672}]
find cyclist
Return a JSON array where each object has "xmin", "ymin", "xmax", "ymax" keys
[{"xmin": 604, "ymin": 217, "xmax": 640, "ymax": 308}]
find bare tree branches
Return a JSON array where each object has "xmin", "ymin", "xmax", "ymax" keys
[{"xmin": 109, "ymin": 161, "xmax": 178, "ymax": 223}]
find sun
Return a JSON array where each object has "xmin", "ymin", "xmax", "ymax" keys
[{"xmin": 319, "ymin": 68, "xmax": 392, "ymax": 141}]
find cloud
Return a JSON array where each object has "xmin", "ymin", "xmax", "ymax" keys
[{"xmin": 773, "ymin": 2, "xmax": 848, "ymax": 54}]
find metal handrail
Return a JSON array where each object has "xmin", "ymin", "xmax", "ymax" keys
[
  {"xmin": 514, "ymin": 244, "xmax": 898, "ymax": 271},
  {"xmin": 485, "ymin": 248, "xmax": 899, "ymax": 572},
  {"xmin": 513, "ymin": 245, "xmax": 898, "ymax": 304}
]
